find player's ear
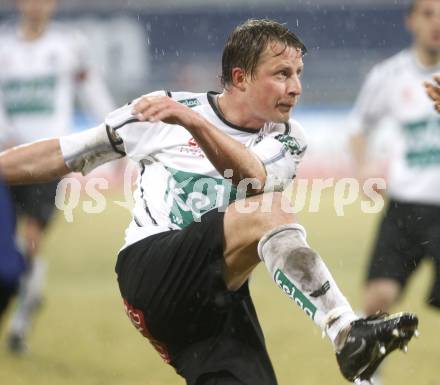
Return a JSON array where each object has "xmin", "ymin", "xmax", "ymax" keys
[{"xmin": 230, "ymin": 67, "xmax": 248, "ymax": 91}]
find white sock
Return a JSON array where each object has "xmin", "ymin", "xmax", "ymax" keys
[
  {"xmin": 258, "ymin": 223, "xmax": 358, "ymax": 347},
  {"xmin": 9, "ymin": 258, "xmax": 47, "ymax": 337}
]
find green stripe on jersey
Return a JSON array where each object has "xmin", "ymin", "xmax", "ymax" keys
[
  {"xmin": 406, "ymin": 148, "xmax": 440, "ymax": 166},
  {"xmin": 2, "ymin": 76, "xmax": 57, "ymax": 116},
  {"xmin": 164, "ymin": 167, "xmax": 236, "ymax": 228},
  {"xmin": 403, "ymin": 117, "xmax": 440, "ymax": 166}
]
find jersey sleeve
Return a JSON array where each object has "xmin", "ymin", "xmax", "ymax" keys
[
  {"xmin": 348, "ymin": 64, "xmax": 390, "ymax": 135},
  {"xmin": 104, "ymin": 91, "xmax": 169, "ymax": 162},
  {"xmin": 251, "ymin": 120, "xmax": 307, "ymax": 191}
]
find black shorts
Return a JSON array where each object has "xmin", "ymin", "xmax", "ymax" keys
[
  {"xmin": 10, "ymin": 180, "xmax": 59, "ymax": 227},
  {"xmin": 116, "ymin": 209, "xmax": 277, "ymax": 385},
  {"xmin": 367, "ymin": 199, "xmax": 440, "ymax": 308}
]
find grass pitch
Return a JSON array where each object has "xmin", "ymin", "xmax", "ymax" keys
[{"xmin": 0, "ymin": 191, "xmax": 438, "ymax": 385}]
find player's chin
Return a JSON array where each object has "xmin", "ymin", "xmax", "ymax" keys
[{"xmin": 273, "ymin": 111, "xmax": 291, "ymax": 123}]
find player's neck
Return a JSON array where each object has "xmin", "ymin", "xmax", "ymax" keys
[
  {"xmin": 414, "ymin": 46, "xmax": 440, "ymax": 68},
  {"xmin": 19, "ymin": 20, "xmax": 48, "ymax": 41},
  {"xmin": 218, "ymin": 92, "xmax": 264, "ymax": 131}
]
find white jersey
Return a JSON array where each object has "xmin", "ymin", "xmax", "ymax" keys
[
  {"xmin": 349, "ymin": 49, "xmax": 440, "ymax": 205},
  {"xmin": 0, "ymin": 23, "xmax": 113, "ymax": 145},
  {"xmin": 106, "ymin": 91, "xmax": 307, "ymax": 249}
]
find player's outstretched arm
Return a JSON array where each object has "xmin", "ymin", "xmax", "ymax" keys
[
  {"xmin": 424, "ymin": 75, "xmax": 440, "ymax": 113},
  {"xmin": 0, "ymin": 139, "xmax": 70, "ymax": 185},
  {"xmin": 0, "ymin": 123, "xmax": 125, "ymax": 185}
]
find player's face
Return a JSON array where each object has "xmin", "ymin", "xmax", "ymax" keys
[
  {"xmin": 407, "ymin": 0, "xmax": 440, "ymax": 53},
  {"xmin": 17, "ymin": 0, "xmax": 57, "ymax": 26},
  {"xmin": 244, "ymin": 41, "xmax": 303, "ymax": 124}
]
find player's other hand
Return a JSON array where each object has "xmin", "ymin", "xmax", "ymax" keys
[
  {"xmin": 424, "ymin": 75, "xmax": 440, "ymax": 113},
  {"xmin": 131, "ymin": 95, "xmax": 202, "ymax": 128},
  {"xmin": 357, "ymin": 163, "xmax": 387, "ymax": 198}
]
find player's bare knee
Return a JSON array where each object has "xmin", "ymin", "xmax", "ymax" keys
[
  {"xmin": 255, "ymin": 192, "xmax": 296, "ymax": 234},
  {"xmin": 225, "ymin": 192, "xmax": 297, "ymax": 248}
]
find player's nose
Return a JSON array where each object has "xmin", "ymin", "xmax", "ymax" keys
[{"xmin": 287, "ymin": 75, "xmax": 302, "ymax": 97}]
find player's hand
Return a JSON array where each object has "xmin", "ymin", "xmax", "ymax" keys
[
  {"xmin": 424, "ymin": 75, "xmax": 440, "ymax": 113},
  {"xmin": 131, "ymin": 95, "xmax": 202, "ymax": 128},
  {"xmin": 357, "ymin": 164, "xmax": 387, "ymax": 198}
]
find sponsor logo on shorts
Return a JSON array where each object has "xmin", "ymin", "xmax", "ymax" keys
[
  {"xmin": 274, "ymin": 269, "xmax": 316, "ymax": 319},
  {"xmin": 123, "ymin": 299, "xmax": 171, "ymax": 364}
]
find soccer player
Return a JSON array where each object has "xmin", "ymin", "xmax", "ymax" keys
[
  {"xmin": 0, "ymin": 0, "xmax": 114, "ymax": 353},
  {"xmin": 349, "ymin": 0, "xmax": 440, "ymax": 318},
  {"xmin": 0, "ymin": 19, "xmax": 418, "ymax": 385}
]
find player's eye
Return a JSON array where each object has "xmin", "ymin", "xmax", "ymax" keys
[{"xmin": 277, "ymin": 70, "xmax": 289, "ymax": 79}]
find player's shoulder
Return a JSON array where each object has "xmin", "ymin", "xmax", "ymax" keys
[
  {"xmin": 44, "ymin": 23, "xmax": 87, "ymax": 48},
  {"xmin": 131, "ymin": 90, "xmax": 202, "ymax": 106},
  {"xmin": 40, "ymin": 23, "xmax": 64, "ymax": 41},
  {"xmin": 267, "ymin": 119, "xmax": 307, "ymax": 147},
  {"xmin": 46, "ymin": 22, "xmax": 76, "ymax": 36},
  {"xmin": 166, "ymin": 90, "xmax": 208, "ymax": 108},
  {"xmin": 0, "ymin": 22, "xmax": 17, "ymax": 44},
  {"xmin": 370, "ymin": 49, "xmax": 412, "ymax": 78},
  {"xmin": 0, "ymin": 24, "xmax": 19, "ymax": 60},
  {"xmin": 105, "ymin": 90, "xmax": 177, "ymax": 127},
  {"xmin": 286, "ymin": 119, "xmax": 307, "ymax": 148}
]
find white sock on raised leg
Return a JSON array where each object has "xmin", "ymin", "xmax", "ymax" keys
[{"xmin": 258, "ymin": 223, "xmax": 358, "ymax": 348}]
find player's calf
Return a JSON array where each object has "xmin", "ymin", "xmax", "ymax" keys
[{"xmin": 255, "ymin": 207, "xmax": 419, "ymax": 383}]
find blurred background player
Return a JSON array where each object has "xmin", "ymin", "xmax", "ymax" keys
[
  {"xmin": 350, "ymin": 0, "xmax": 440, "ymax": 324},
  {"xmin": 0, "ymin": 176, "xmax": 26, "ymax": 329},
  {"xmin": 0, "ymin": 0, "xmax": 114, "ymax": 353}
]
